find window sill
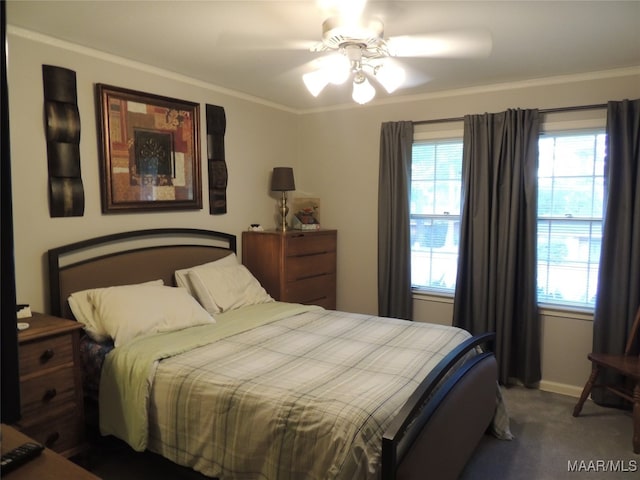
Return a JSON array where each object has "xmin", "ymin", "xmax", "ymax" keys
[
  {"xmin": 412, "ymin": 291, "xmax": 595, "ymax": 320},
  {"xmin": 412, "ymin": 289, "xmax": 454, "ymax": 303},
  {"xmin": 538, "ymin": 303, "xmax": 594, "ymax": 321}
]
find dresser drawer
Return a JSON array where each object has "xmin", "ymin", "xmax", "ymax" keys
[
  {"xmin": 286, "ymin": 251, "xmax": 336, "ymax": 281},
  {"xmin": 285, "ymin": 232, "xmax": 336, "ymax": 256},
  {"xmin": 242, "ymin": 230, "xmax": 337, "ymax": 310},
  {"xmin": 285, "ymin": 274, "xmax": 336, "ymax": 305},
  {"xmin": 20, "ymin": 409, "xmax": 84, "ymax": 454},
  {"xmin": 311, "ymin": 295, "xmax": 336, "ymax": 310},
  {"xmin": 20, "ymin": 366, "xmax": 78, "ymax": 417},
  {"xmin": 19, "ymin": 334, "xmax": 75, "ymax": 377}
]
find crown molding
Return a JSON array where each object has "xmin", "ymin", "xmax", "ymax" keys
[
  {"xmin": 9, "ymin": 25, "xmax": 639, "ymax": 116},
  {"xmin": 7, "ymin": 25, "xmax": 298, "ymax": 114},
  {"xmin": 299, "ymin": 65, "xmax": 640, "ymax": 114}
]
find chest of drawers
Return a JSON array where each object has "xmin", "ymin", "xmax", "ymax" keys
[
  {"xmin": 16, "ymin": 313, "xmax": 85, "ymax": 458},
  {"xmin": 242, "ymin": 229, "xmax": 337, "ymax": 309}
]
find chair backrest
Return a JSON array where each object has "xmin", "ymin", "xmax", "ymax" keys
[{"xmin": 624, "ymin": 305, "xmax": 640, "ymax": 356}]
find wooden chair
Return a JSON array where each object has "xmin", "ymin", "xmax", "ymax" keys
[{"xmin": 573, "ymin": 305, "xmax": 640, "ymax": 453}]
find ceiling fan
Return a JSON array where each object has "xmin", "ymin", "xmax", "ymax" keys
[{"xmin": 303, "ymin": 2, "xmax": 492, "ymax": 104}]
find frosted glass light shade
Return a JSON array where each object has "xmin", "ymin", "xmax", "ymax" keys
[
  {"xmin": 303, "ymin": 70, "xmax": 330, "ymax": 97},
  {"xmin": 375, "ymin": 62, "xmax": 406, "ymax": 93},
  {"xmin": 352, "ymin": 77, "xmax": 375, "ymax": 104},
  {"xmin": 325, "ymin": 54, "xmax": 351, "ymax": 85}
]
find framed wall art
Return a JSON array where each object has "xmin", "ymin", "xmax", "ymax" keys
[{"xmin": 96, "ymin": 84, "xmax": 202, "ymax": 212}]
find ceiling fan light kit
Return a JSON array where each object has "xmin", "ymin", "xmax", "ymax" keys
[
  {"xmin": 303, "ymin": 16, "xmax": 406, "ymax": 105},
  {"xmin": 302, "ymin": 5, "xmax": 492, "ymax": 106}
]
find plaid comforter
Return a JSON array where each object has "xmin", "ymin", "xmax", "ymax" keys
[{"xmin": 100, "ymin": 303, "xmax": 494, "ymax": 479}]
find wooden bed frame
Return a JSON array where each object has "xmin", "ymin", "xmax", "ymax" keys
[{"xmin": 48, "ymin": 228, "xmax": 498, "ymax": 480}]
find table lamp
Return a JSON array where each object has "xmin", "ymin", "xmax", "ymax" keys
[{"xmin": 271, "ymin": 167, "xmax": 295, "ymax": 231}]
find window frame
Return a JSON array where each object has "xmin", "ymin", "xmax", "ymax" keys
[
  {"xmin": 410, "ymin": 117, "xmax": 606, "ymax": 313},
  {"xmin": 536, "ymin": 120, "xmax": 606, "ymax": 312},
  {"xmin": 410, "ymin": 127, "xmax": 463, "ymax": 296}
]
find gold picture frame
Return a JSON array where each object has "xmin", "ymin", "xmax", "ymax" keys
[{"xmin": 96, "ymin": 84, "xmax": 202, "ymax": 213}]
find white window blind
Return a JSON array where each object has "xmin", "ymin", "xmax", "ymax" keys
[
  {"xmin": 537, "ymin": 131, "xmax": 605, "ymax": 308},
  {"xmin": 410, "ymin": 139, "xmax": 463, "ymax": 292},
  {"xmin": 410, "ymin": 126, "xmax": 605, "ymax": 310}
]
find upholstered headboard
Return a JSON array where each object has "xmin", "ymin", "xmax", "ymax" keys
[{"xmin": 47, "ymin": 228, "xmax": 236, "ymax": 319}]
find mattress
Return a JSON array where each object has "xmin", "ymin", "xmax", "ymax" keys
[{"xmin": 98, "ymin": 302, "xmax": 502, "ymax": 479}]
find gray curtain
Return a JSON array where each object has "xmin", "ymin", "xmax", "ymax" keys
[
  {"xmin": 378, "ymin": 121, "xmax": 414, "ymax": 319},
  {"xmin": 592, "ymin": 99, "xmax": 640, "ymax": 407},
  {"xmin": 453, "ymin": 109, "xmax": 541, "ymax": 386}
]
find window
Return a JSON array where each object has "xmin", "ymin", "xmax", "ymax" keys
[
  {"xmin": 537, "ymin": 130, "xmax": 605, "ymax": 308},
  {"xmin": 410, "ymin": 139, "xmax": 463, "ymax": 293},
  {"xmin": 410, "ymin": 127, "xmax": 605, "ymax": 310}
]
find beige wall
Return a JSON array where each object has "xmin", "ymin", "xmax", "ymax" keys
[
  {"xmin": 7, "ymin": 27, "xmax": 640, "ymax": 395},
  {"xmin": 7, "ymin": 30, "xmax": 300, "ymax": 313},
  {"xmin": 412, "ymin": 295, "xmax": 595, "ymax": 396},
  {"xmin": 296, "ymin": 70, "xmax": 640, "ymax": 395}
]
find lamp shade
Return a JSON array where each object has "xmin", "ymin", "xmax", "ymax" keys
[
  {"xmin": 352, "ymin": 76, "xmax": 376, "ymax": 104},
  {"xmin": 375, "ymin": 61, "xmax": 406, "ymax": 94},
  {"xmin": 271, "ymin": 167, "xmax": 295, "ymax": 191},
  {"xmin": 303, "ymin": 70, "xmax": 329, "ymax": 97}
]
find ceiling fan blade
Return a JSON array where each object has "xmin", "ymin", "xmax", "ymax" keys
[
  {"xmin": 387, "ymin": 30, "xmax": 492, "ymax": 58},
  {"xmin": 216, "ymin": 31, "xmax": 316, "ymax": 52},
  {"xmin": 316, "ymin": 0, "xmax": 368, "ymax": 23}
]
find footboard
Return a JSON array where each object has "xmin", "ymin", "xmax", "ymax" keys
[{"xmin": 381, "ymin": 333, "xmax": 497, "ymax": 480}]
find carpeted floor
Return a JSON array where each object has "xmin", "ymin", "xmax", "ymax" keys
[
  {"xmin": 81, "ymin": 386, "xmax": 637, "ymax": 479},
  {"xmin": 459, "ymin": 386, "xmax": 636, "ymax": 479}
]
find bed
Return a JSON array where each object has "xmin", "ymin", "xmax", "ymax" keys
[{"xmin": 47, "ymin": 228, "xmax": 510, "ymax": 480}]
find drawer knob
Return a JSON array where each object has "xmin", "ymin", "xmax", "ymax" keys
[
  {"xmin": 42, "ymin": 388, "xmax": 57, "ymax": 402},
  {"xmin": 45, "ymin": 431, "xmax": 60, "ymax": 448},
  {"xmin": 40, "ymin": 348, "xmax": 55, "ymax": 362}
]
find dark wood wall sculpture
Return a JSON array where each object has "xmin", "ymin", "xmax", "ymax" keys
[
  {"xmin": 206, "ymin": 104, "xmax": 227, "ymax": 215},
  {"xmin": 42, "ymin": 65, "xmax": 84, "ymax": 217}
]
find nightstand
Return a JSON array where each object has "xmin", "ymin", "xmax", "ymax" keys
[
  {"xmin": 15, "ymin": 313, "xmax": 86, "ymax": 458},
  {"xmin": 242, "ymin": 229, "xmax": 337, "ymax": 309},
  {"xmin": 0, "ymin": 424, "xmax": 98, "ymax": 479}
]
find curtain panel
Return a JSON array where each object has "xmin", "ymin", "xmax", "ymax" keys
[
  {"xmin": 378, "ymin": 121, "xmax": 414, "ymax": 320},
  {"xmin": 591, "ymin": 99, "xmax": 640, "ymax": 407},
  {"xmin": 453, "ymin": 109, "xmax": 541, "ymax": 386}
]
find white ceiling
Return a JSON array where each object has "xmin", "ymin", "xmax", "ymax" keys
[{"xmin": 7, "ymin": 1, "xmax": 640, "ymax": 111}]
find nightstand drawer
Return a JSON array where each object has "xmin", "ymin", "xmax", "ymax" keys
[
  {"xmin": 19, "ymin": 334, "xmax": 74, "ymax": 377},
  {"xmin": 17, "ymin": 313, "xmax": 86, "ymax": 458},
  {"xmin": 20, "ymin": 410, "xmax": 84, "ymax": 454},
  {"xmin": 286, "ymin": 233, "xmax": 336, "ymax": 256},
  {"xmin": 20, "ymin": 367, "xmax": 78, "ymax": 417},
  {"xmin": 286, "ymin": 251, "xmax": 336, "ymax": 281}
]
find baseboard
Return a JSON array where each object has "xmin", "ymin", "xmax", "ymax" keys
[{"xmin": 539, "ymin": 380, "xmax": 584, "ymax": 398}]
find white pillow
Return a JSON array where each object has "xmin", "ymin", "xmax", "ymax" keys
[
  {"xmin": 88, "ymin": 284, "xmax": 215, "ymax": 347},
  {"xmin": 188, "ymin": 263, "xmax": 273, "ymax": 314},
  {"xmin": 174, "ymin": 253, "xmax": 239, "ymax": 297},
  {"xmin": 68, "ymin": 279, "xmax": 164, "ymax": 342}
]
